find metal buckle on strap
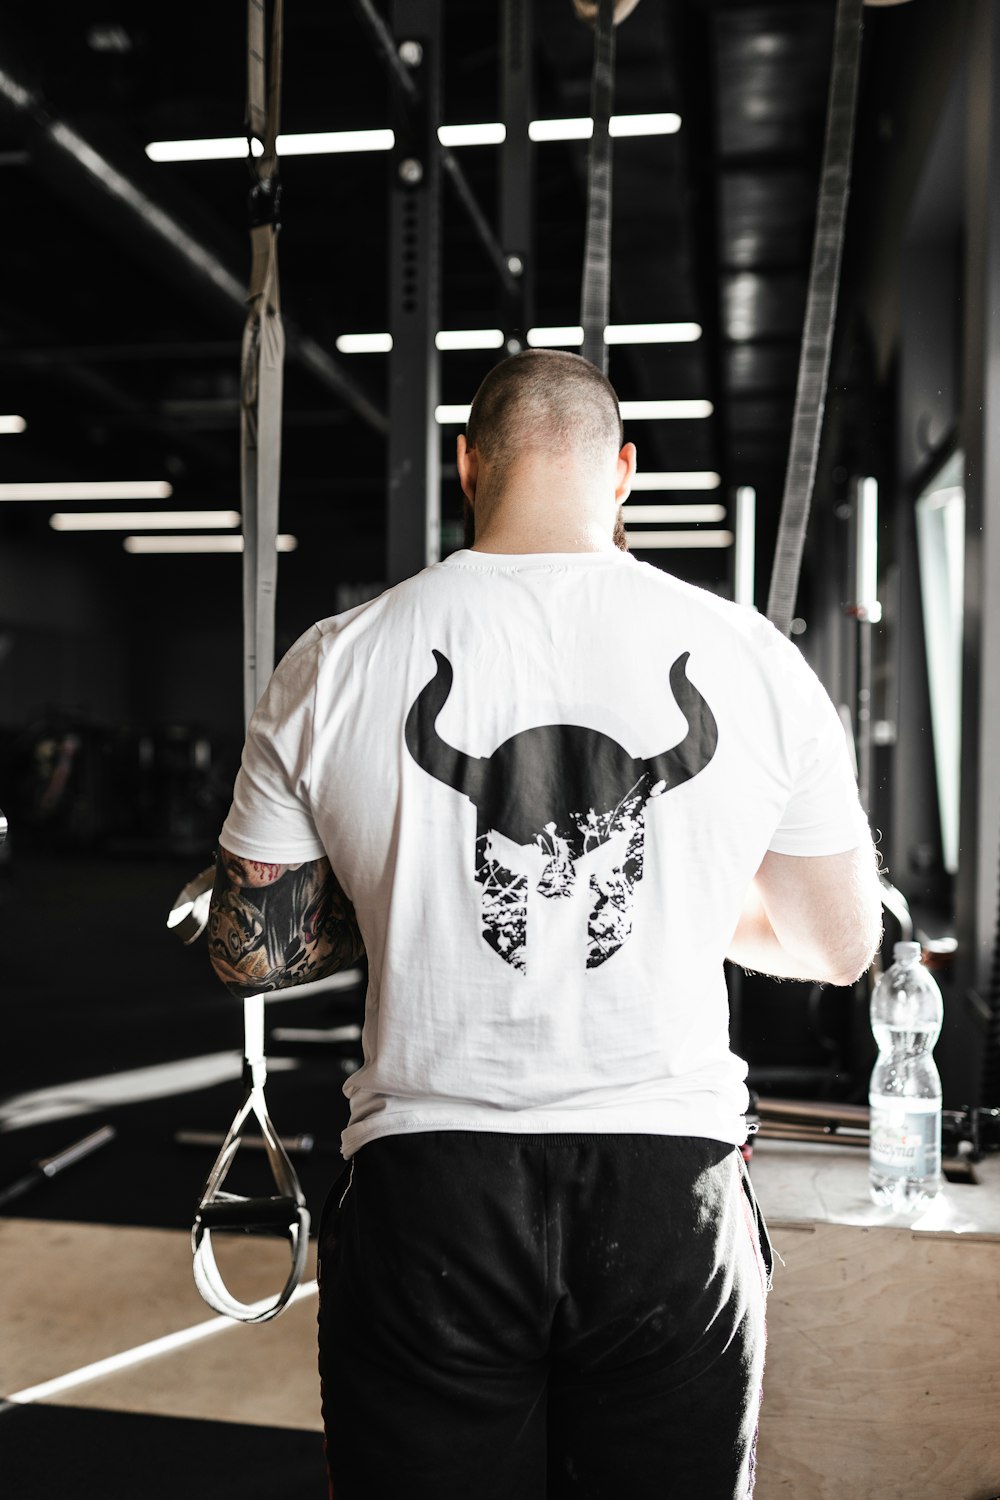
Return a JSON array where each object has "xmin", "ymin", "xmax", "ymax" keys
[{"xmin": 191, "ymin": 998, "xmax": 309, "ymax": 1323}]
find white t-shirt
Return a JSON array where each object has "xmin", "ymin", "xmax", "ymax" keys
[{"xmin": 220, "ymin": 549, "xmax": 870, "ymax": 1157}]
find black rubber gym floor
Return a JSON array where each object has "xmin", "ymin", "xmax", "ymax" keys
[{"xmin": 3, "ymin": 1404, "xmax": 329, "ymax": 1500}]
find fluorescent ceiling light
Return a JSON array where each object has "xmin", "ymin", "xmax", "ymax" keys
[
  {"xmin": 124, "ymin": 534, "xmax": 298, "ymax": 554},
  {"xmin": 734, "ymin": 485, "xmax": 756, "ymax": 609},
  {"xmin": 51, "ymin": 510, "xmax": 241, "ymax": 532},
  {"xmin": 435, "ymin": 329, "xmax": 505, "ymax": 351},
  {"xmin": 605, "ymin": 322, "xmax": 701, "ymax": 344},
  {"xmin": 337, "ymin": 330, "xmax": 505, "ymax": 354},
  {"xmin": 630, "ymin": 472, "xmax": 721, "ymax": 490},
  {"xmin": 608, "ymin": 113, "xmax": 682, "ymax": 138},
  {"xmin": 147, "ymin": 114, "xmax": 680, "ymax": 165},
  {"xmin": 437, "ymin": 400, "xmax": 712, "ymax": 425},
  {"xmin": 0, "ymin": 480, "xmax": 173, "ymax": 502},
  {"xmin": 529, "ymin": 117, "xmax": 593, "ymax": 143},
  {"xmin": 336, "ymin": 332, "xmax": 393, "ymax": 354},
  {"xmin": 527, "ymin": 326, "xmax": 584, "ymax": 347},
  {"xmin": 146, "ymin": 130, "xmax": 393, "ymax": 162},
  {"xmin": 528, "ymin": 113, "xmax": 680, "ymax": 142},
  {"xmin": 279, "ymin": 128, "xmax": 394, "ymax": 156},
  {"xmin": 337, "ymin": 326, "xmax": 701, "ymax": 354},
  {"xmin": 0, "ymin": 414, "xmax": 26, "ymax": 434},
  {"xmin": 146, "ymin": 137, "xmax": 263, "ymax": 162},
  {"xmin": 438, "ymin": 123, "xmax": 507, "ymax": 147},
  {"xmin": 619, "ymin": 400, "xmax": 713, "ymax": 420},
  {"xmin": 624, "ymin": 504, "xmax": 726, "ymax": 524},
  {"xmin": 625, "ymin": 529, "xmax": 733, "ymax": 549}
]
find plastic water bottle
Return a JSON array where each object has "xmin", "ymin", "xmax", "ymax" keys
[{"xmin": 869, "ymin": 940, "xmax": 943, "ymax": 1210}]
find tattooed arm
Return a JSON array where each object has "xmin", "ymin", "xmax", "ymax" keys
[{"xmin": 207, "ymin": 846, "xmax": 365, "ymax": 1000}]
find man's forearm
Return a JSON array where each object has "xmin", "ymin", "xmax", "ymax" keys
[
  {"xmin": 726, "ymin": 880, "xmax": 869, "ymax": 986},
  {"xmin": 208, "ymin": 847, "xmax": 365, "ymax": 999}
]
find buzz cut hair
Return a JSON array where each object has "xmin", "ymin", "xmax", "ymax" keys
[{"xmin": 465, "ymin": 349, "xmax": 624, "ymax": 485}]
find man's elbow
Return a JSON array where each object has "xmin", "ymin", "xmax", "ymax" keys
[
  {"xmin": 823, "ymin": 904, "xmax": 884, "ymax": 987},
  {"xmin": 825, "ymin": 950, "xmax": 876, "ymax": 988}
]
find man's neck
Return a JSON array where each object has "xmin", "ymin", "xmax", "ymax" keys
[
  {"xmin": 471, "ymin": 520, "xmax": 618, "ymax": 555},
  {"xmin": 469, "ymin": 466, "xmax": 619, "ymax": 555}
]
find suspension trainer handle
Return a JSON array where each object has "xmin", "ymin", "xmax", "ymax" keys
[{"xmin": 191, "ymin": 994, "xmax": 311, "ymax": 1323}]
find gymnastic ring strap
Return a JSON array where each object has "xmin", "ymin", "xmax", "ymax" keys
[
  {"xmin": 242, "ymin": 0, "xmax": 284, "ymax": 726},
  {"xmin": 765, "ymin": 0, "xmax": 864, "ymax": 638},
  {"xmin": 191, "ymin": 995, "xmax": 310, "ymax": 1323},
  {"xmin": 579, "ymin": 0, "xmax": 616, "ymax": 374},
  {"xmin": 246, "ymin": 0, "xmax": 283, "ymax": 177}
]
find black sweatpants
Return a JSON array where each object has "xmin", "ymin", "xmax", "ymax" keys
[{"xmin": 317, "ymin": 1132, "xmax": 771, "ymax": 1500}]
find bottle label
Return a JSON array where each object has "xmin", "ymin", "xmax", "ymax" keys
[{"xmin": 869, "ymin": 1103, "xmax": 941, "ymax": 1180}]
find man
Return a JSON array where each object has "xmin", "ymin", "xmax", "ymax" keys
[{"xmin": 209, "ymin": 349, "xmax": 883, "ymax": 1499}]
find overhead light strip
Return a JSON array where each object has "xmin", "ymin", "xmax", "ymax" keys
[
  {"xmin": 335, "ymin": 332, "xmax": 393, "ymax": 354},
  {"xmin": 50, "ymin": 510, "xmax": 241, "ymax": 532},
  {"xmin": 435, "ymin": 329, "xmax": 505, "ymax": 351},
  {"xmin": 435, "ymin": 401, "xmax": 712, "ymax": 424},
  {"xmin": 630, "ymin": 472, "xmax": 720, "ymax": 491},
  {"xmin": 338, "ymin": 324, "xmax": 701, "ymax": 353},
  {"xmin": 438, "ymin": 123, "xmax": 507, "ymax": 147},
  {"xmin": 604, "ymin": 322, "xmax": 701, "ymax": 344},
  {"xmin": 124, "ymin": 534, "xmax": 298, "ymax": 554},
  {"xmin": 145, "ymin": 114, "xmax": 681, "ymax": 164},
  {"xmin": 0, "ymin": 414, "xmax": 27, "ymax": 434},
  {"xmin": 527, "ymin": 325, "xmax": 584, "ymax": 348},
  {"xmin": 0, "ymin": 480, "xmax": 173, "ymax": 501},
  {"xmin": 528, "ymin": 113, "xmax": 680, "ymax": 142},
  {"xmin": 624, "ymin": 504, "xmax": 726, "ymax": 524},
  {"xmin": 620, "ymin": 400, "xmax": 713, "ymax": 420},
  {"xmin": 625, "ymin": 529, "xmax": 733, "ymax": 549}
]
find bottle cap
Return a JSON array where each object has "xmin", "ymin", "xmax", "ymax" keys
[{"xmin": 893, "ymin": 940, "xmax": 922, "ymax": 964}]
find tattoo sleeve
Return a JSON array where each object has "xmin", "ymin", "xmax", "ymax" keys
[{"xmin": 207, "ymin": 846, "xmax": 365, "ymax": 1000}]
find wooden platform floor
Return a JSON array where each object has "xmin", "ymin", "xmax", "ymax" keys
[{"xmin": 4, "ymin": 1193, "xmax": 1000, "ymax": 1500}]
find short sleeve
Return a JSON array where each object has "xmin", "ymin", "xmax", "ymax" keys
[
  {"xmin": 218, "ymin": 628, "xmax": 328, "ymax": 863},
  {"xmin": 767, "ymin": 647, "xmax": 872, "ymax": 857}
]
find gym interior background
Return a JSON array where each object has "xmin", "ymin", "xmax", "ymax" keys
[{"xmin": 1, "ymin": 1, "xmax": 999, "ymax": 1497}]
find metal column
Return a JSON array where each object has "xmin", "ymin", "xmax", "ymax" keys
[
  {"xmin": 500, "ymin": 0, "xmax": 534, "ymax": 351},
  {"xmin": 387, "ymin": 0, "xmax": 441, "ymax": 585}
]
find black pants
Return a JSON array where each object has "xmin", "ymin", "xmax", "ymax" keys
[{"xmin": 317, "ymin": 1132, "xmax": 770, "ymax": 1500}]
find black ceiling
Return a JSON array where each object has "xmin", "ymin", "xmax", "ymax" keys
[{"xmin": 0, "ymin": 1, "xmax": 923, "ymax": 624}]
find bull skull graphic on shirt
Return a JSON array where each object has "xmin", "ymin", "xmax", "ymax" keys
[{"xmin": 405, "ymin": 650, "xmax": 718, "ymax": 972}]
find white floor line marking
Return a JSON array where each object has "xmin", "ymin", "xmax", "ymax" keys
[
  {"xmin": 0, "ymin": 1052, "xmax": 299, "ymax": 1132},
  {"xmin": 4, "ymin": 1279, "xmax": 319, "ymax": 1405}
]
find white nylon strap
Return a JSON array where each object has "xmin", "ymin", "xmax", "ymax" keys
[
  {"xmin": 579, "ymin": 0, "xmax": 616, "ymax": 374},
  {"xmin": 190, "ymin": 0, "xmax": 306, "ymax": 1328},
  {"xmin": 243, "ymin": 0, "xmax": 283, "ymax": 725},
  {"xmin": 241, "ymin": 250, "xmax": 283, "ymax": 726}
]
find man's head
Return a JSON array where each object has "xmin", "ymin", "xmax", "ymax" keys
[{"xmin": 456, "ymin": 349, "xmax": 635, "ymax": 550}]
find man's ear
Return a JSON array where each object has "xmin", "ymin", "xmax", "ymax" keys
[
  {"xmin": 456, "ymin": 434, "xmax": 479, "ymax": 504},
  {"xmin": 615, "ymin": 442, "xmax": 637, "ymax": 504}
]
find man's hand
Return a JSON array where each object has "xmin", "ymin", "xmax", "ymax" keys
[{"xmin": 208, "ymin": 846, "xmax": 365, "ymax": 1000}]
